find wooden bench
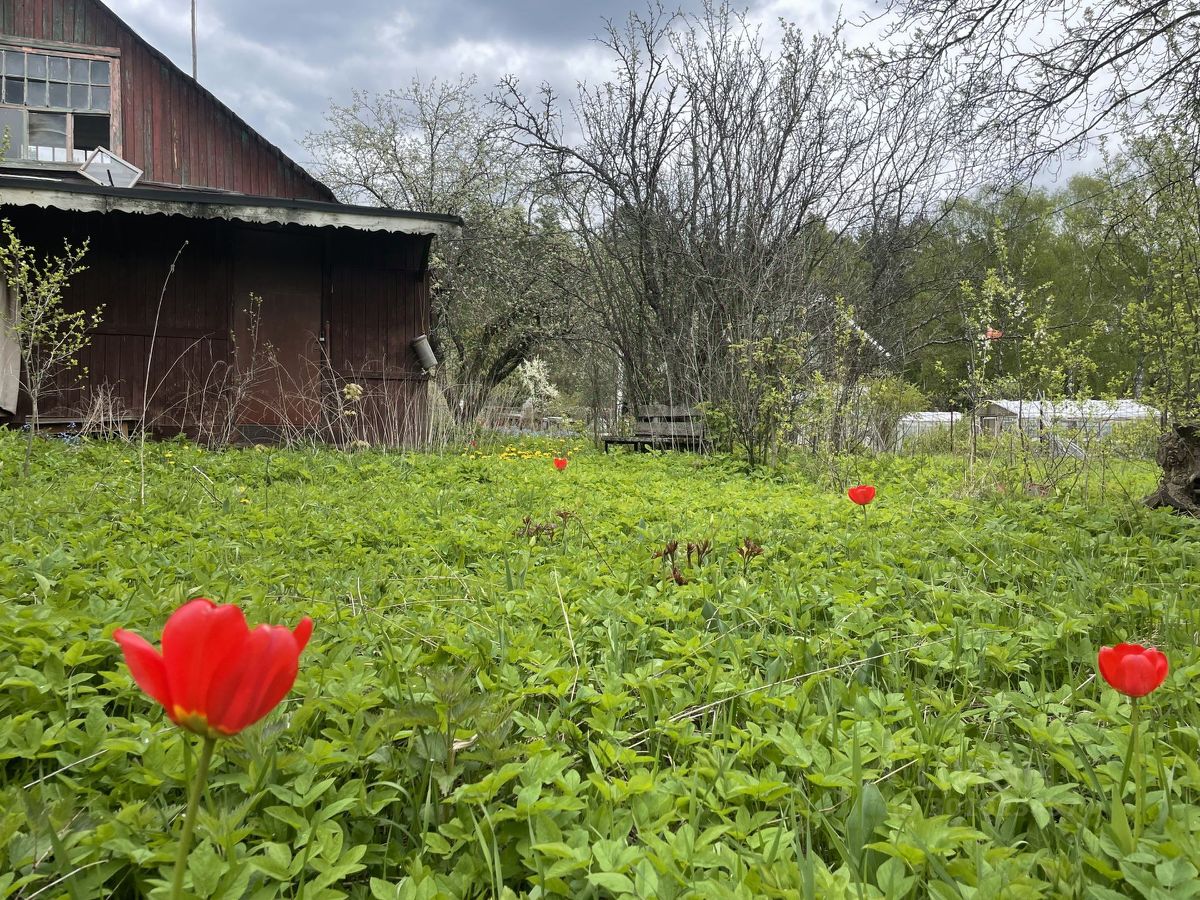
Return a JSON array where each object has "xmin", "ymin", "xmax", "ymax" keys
[
  {"xmin": 602, "ymin": 405, "xmax": 709, "ymax": 453},
  {"xmin": 26, "ymin": 415, "xmax": 138, "ymax": 438}
]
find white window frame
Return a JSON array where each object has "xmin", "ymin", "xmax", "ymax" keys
[{"xmin": 79, "ymin": 146, "xmax": 143, "ymax": 188}]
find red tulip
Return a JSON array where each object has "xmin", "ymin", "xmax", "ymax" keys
[
  {"xmin": 848, "ymin": 485, "xmax": 876, "ymax": 505},
  {"xmin": 1098, "ymin": 643, "xmax": 1168, "ymax": 697},
  {"xmin": 114, "ymin": 599, "xmax": 313, "ymax": 738},
  {"xmin": 553, "ymin": 457, "xmax": 568, "ymax": 471}
]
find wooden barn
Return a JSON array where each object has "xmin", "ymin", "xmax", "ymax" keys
[{"xmin": 0, "ymin": 0, "xmax": 460, "ymax": 443}]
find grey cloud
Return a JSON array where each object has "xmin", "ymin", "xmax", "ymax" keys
[
  {"xmin": 104, "ymin": 0, "xmax": 853, "ymax": 166},
  {"xmin": 214, "ymin": 0, "xmax": 653, "ymax": 48}
]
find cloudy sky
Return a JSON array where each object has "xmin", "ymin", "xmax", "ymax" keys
[{"xmin": 104, "ymin": 0, "xmax": 867, "ymax": 168}]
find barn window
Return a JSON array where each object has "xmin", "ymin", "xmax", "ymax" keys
[{"xmin": 0, "ymin": 45, "xmax": 116, "ymax": 164}]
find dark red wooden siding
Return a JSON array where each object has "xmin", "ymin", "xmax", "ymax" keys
[
  {"xmin": 327, "ymin": 231, "xmax": 433, "ymax": 444},
  {"xmin": 4, "ymin": 205, "xmax": 431, "ymax": 440},
  {"xmin": 0, "ymin": 0, "xmax": 334, "ymax": 200}
]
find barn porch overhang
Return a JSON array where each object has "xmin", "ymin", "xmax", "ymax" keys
[{"xmin": 0, "ymin": 175, "xmax": 463, "ymax": 239}]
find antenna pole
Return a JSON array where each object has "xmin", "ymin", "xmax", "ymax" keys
[{"xmin": 190, "ymin": 0, "xmax": 197, "ymax": 80}]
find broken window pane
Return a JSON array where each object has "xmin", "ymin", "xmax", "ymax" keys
[{"xmin": 73, "ymin": 113, "xmax": 108, "ymax": 153}]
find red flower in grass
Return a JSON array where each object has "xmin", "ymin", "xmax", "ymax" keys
[
  {"xmin": 114, "ymin": 599, "xmax": 313, "ymax": 738},
  {"xmin": 1098, "ymin": 643, "xmax": 1168, "ymax": 698},
  {"xmin": 847, "ymin": 485, "xmax": 876, "ymax": 506},
  {"xmin": 553, "ymin": 457, "xmax": 568, "ymax": 471}
]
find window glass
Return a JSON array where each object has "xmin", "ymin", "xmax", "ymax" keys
[
  {"xmin": 3, "ymin": 77, "xmax": 23, "ymax": 105},
  {"xmin": 0, "ymin": 107, "xmax": 23, "ymax": 158},
  {"xmin": 29, "ymin": 110, "xmax": 67, "ymax": 161},
  {"xmin": 48, "ymin": 56, "xmax": 69, "ymax": 81},
  {"xmin": 29, "ymin": 111, "xmax": 66, "ymax": 143},
  {"xmin": 4, "ymin": 52, "xmax": 25, "ymax": 76},
  {"xmin": 69, "ymin": 83, "xmax": 88, "ymax": 108},
  {"xmin": 48, "ymin": 81, "xmax": 68, "ymax": 107},
  {"xmin": 80, "ymin": 147, "xmax": 140, "ymax": 188},
  {"xmin": 27, "ymin": 54, "xmax": 46, "ymax": 79},
  {"xmin": 89, "ymin": 85, "xmax": 110, "ymax": 112},
  {"xmin": 91, "ymin": 60, "xmax": 109, "ymax": 86},
  {"xmin": 25, "ymin": 81, "xmax": 46, "ymax": 107},
  {"xmin": 69, "ymin": 57, "xmax": 89, "ymax": 83}
]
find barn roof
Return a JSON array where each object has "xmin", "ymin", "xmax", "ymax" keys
[{"xmin": 0, "ymin": 175, "xmax": 463, "ymax": 237}]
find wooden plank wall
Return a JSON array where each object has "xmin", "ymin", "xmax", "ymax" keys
[
  {"xmin": 2, "ymin": 205, "xmax": 433, "ymax": 442},
  {"xmin": 327, "ymin": 231, "xmax": 432, "ymax": 444},
  {"xmin": 7, "ymin": 205, "xmax": 234, "ymax": 426},
  {"xmin": 0, "ymin": 0, "xmax": 333, "ymax": 200},
  {"xmin": 329, "ymin": 231, "xmax": 431, "ymax": 378}
]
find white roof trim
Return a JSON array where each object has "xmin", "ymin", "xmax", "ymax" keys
[
  {"xmin": 982, "ymin": 399, "xmax": 1157, "ymax": 419},
  {"xmin": 900, "ymin": 411, "xmax": 962, "ymax": 423},
  {"xmin": 0, "ymin": 182, "xmax": 461, "ymax": 238}
]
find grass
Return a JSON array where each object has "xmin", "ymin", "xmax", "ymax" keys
[{"xmin": 0, "ymin": 431, "xmax": 1197, "ymax": 898}]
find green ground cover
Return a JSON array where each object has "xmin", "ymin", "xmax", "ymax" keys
[{"xmin": 0, "ymin": 432, "xmax": 1197, "ymax": 898}]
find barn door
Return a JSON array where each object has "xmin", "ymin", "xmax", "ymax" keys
[
  {"xmin": 326, "ymin": 232, "xmax": 429, "ymax": 444},
  {"xmin": 231, "ymin": 229, "xmax": 323, "ymax": 430}
]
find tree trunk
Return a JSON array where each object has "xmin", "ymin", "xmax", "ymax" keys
[
  {"xmin": 23, "ymin": 393, "xmax": 37, "ymax": 476},
  {"xmin": 1144, "ymin": 423, "xmax": 1200, "ymax": 516}
]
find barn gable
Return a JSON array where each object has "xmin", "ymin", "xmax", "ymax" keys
[
  {"xmin": 0, "ymin": 0, "xmax": 333, "ymax": 200},
  {"xmin": 0, "ymin": 1, "xmax": 461, "ymax": 442}
]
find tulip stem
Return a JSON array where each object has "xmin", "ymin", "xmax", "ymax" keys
[
  {"xmin": 1117, "ymin": 698, "xmax": 1143, "ymax": 838},
  {"xmin": 172, "ymin": 736, "xmax": 216, "ymax": 900}
]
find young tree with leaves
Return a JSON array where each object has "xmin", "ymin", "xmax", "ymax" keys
[{"xmin": 0, "ymin": 220, "xmax": 99, "ymax": 474}]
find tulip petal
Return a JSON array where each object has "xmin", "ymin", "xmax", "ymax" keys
[
  {"xmin": 293, "ymin": 617, "xmax": 314, "ymax": 654},
  {"xmin": 1119, "ymin": 652, "xmax": 1156, "ymax": 696},
  {"xmin": 1098, "ymin": 643, "xmax": 1169, "ymax": 697},
  {"xmin": 161, "ymin": 599, "xmax": 250, "ymax": 719},
  {"xmin": 1097, "ymin": 645, "xmax": 1121, "ymax": 688},
  {"xmin": 1150, "ymin": 648, "xmax": 1169, "ymax": 684},
  {"xmin": 113, "ymin": 629, "xmax": 172, "ymax": 711},
  {"xmin": 204, "ymin": 625, "xmax": 302, "ymax": 734},
  {"xmin": 848, "ymin": 485, "xmax": 876, "ymax": 505}
]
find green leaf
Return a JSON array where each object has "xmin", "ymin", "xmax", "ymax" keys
[
  {"xmin": 846, "ymin": 782, "xmax": 889, "ymax": 865},
  {"xmin": 1109, "ymin": 783, "xmax": 1135, "ymax": 855},
  {"xmin": 586, "ymin": 872, "xmax": 636, "ymax": 894},
  {"xmin": 188, "ymin": 841, "xmax": 228, "ymax": 899},
  {"xmin": 370, "ymin": 879, "xmax": 401, "ymax": 900}
]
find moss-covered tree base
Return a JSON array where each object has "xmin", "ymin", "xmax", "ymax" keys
[{"xmin": 1145, "ymin": 423, "xmax": 1200, "ymax": 516}]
